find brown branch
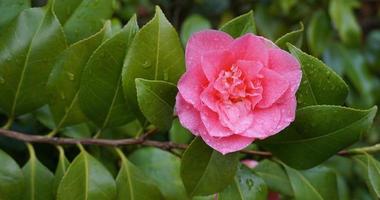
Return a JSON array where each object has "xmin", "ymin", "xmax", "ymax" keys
[
  {"xmin": 0, "ymin": 128, "xmax": 371, "ymax": 157},
  {"xmin": 0, "ymin": 128, "xmax": 272, "ymax": 156}
]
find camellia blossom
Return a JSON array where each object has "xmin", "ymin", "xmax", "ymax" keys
[{"xmin": 175, "ymin": 30, "xmax": 302, "ymax": 154}]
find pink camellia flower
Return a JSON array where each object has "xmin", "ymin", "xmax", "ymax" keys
[{"xmin": 175, "ymin": 30, "xmax": 302, "ymax": 154}]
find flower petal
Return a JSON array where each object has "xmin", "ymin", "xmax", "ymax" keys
[
  {"xmin": 229, "ymin": 34, "xmax": 269, "ymax": 65},
  {"xmin": 175, "ymin": 94, "xmax": 202, "ymax": 136},
  {"xmin": 200, "ymin": 133, "xmax": 254, "ymax": 155},
  {"xmin": 241, "ymin": 106, "xmax": 281, "ymax": 139},
  {"xmin": 200, "ymin": 84, "xmax": 219, "ymax": 112},
  {"xmin": 186, "ymin": 30, "xmax": 233, "ymax": 70},
  {"xmin": 201, "ymin": 50, "xmax": 235, "ymax": 81},
  {"xmin": 236, "ymin": 60, "xmax": 264, "ymax": 79},
  {"xmin": 257, "ymin": 68, "xmax": 289, "ymax": 108},
  {"xmin": 218, "ymin": 101, "xmax": 254, "ymax": 133},
  {"xmin": 177, "ymin": 66, "xmax": 208, "ymax": 108},
  {"xmin": 274, "ymin": 97, "xmax": 297, "ymax": 133},
  {"xmin": 268, "ymin": 48, "xmax": 302, "ymax": 95},
  {"xmin": 200, "ymin": 106, "xmax": 234, "ymax": 137}
]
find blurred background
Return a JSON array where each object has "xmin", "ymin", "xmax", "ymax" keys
[{"xmin": 2, "ymin": 0, "xmax": 380, "ymax": 199}]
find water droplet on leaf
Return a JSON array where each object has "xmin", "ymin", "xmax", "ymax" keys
[
  {"xmin": 142, "ymin": 61, "xmax": 151, "ymax": 68},
  {"xmin": 66, "ymin": 72, "xmax": 75, "ymax": 80}
]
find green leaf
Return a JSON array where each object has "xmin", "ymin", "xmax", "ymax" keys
[
  {"xmin": 23, "ymin": 144, "xmax": 55, "ymax": 200},
  {"xmin": 122, "ymin": 6, "xmax": 185, "ymax": 121},
  {"xmin": 284, "ymin": 165, "xmax": 339, "ymax": 200},
  {"xmin": 0, "ymin": 6, "xmax": 66, "ymax": 117},
  {"xmin": 261, "ymin": 105, "xmax": 377, "ymax": 169},
  {"xmin": 323, "ymin": 46, "xmax": 376, "ymax": 108},
  {"xmin": 287, "ymin": 44, "xmax": 349, "ymax": 108},
  {"xmin": 170, "ymin": 118, "xmax": 194, "ymax": 144},
  {"xmin": 129, "ymin": 147, "xmax": 188, "ymax": 200},
  {"xmin": 279, "ymin": 0, "xmax": 297, "ymax": 14},
  {"xmin": 78, "ymin": 16, "xmax": 139, "ymax": 129},
  {"xmin": 219, "ymin": 165, "xmax": 268, "ymax": 200},
  {"xmin": 47, "ymin": 22, "xmax": 108, "ymax": 131},
  {"xmin": 0, "ymin": 0, "xmax": 29, "ymax": 28},
  {"xmin": 254, "ymin": 159, "xmax": 293, "ymax": 196},
  {"xmin": 307, "ymin": 10, "xmax": 332, "ymax": 56},
  {"xmin": 329, "ymin": 0, "xmax": 361, "ymax": 46},
  {"xmin": 180, "ymin": 14, "xmax": 211, "ymax": 45},
  {"xmin": 61, "ymin": 123, "xmax": 93, "ymax": 138},
  {"xmin": 181, "ymin": 137, "xmax": 239, "ymax": 196},
  {"xmin": 34, "ymin": 105, "xmax": 56, "ymax": 129},
  {"xmin": 353, "ymin": 154, "xmax": 380, "ymax": 198},
  {"xmin": 0, "ymin": 149, "xmax": 24, "ymax": 200},
  {"xmin": 219, "ymin": 10, "xmax": 256, "ymax": 38},
  {"xmin": 54, "ymin": 0, "xmax": 113, "ymax": 44},
  {"xmin": 136, "ymin": 78, "xmax": 177, "ymax": 131},
  {"xmin": 368, "ymin": 155, "xmax": 380, "ymax": 197},
  {"xmin": 53, "ymin": 146, "xmax": 69, "ymax": 197},
  {"xmin": 57, "ymin": 151, "xmax": 117, "ymax": 200},
  {"xmin": 275, "ymin": 22, "xmax": 303, "ymax": 49},
  {"xmin": 115, "ymin": 149, "xmax": 164, "ymax": 200}
]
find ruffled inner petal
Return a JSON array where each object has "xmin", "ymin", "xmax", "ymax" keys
[{"xmin": 201, "ymin": 50, "xmax": 235, "ymax": 81}]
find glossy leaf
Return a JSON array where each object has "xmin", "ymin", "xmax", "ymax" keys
[
  {"xmin": 307, "ymin": 10, "xmax": 332, "ymax": 56},
  {"xmin": 284, "ymin": 165, "xmax": 339, "ymax": 200},
  {"xmin": 53, "ymin": 146, "xmax": 69, "ymax": 197},
  {"xmin": 136, "ymin": 78, "xmax": 177, "ymax": 131},
  {"xmin": 261, "ymin": 105, "xmax": 377, "ymax": 169},
  {"xmin": 57, "ymin": 151, "xmax": 117, "ymax": 200},
  {"xmin": 353, "ymin": 154, "xmax": 380, "ymax": 198},
  {"xmin": 323, "ymin": 47, "xmax": 376, "ymax": 108},
  {"xmin": 129, "ymin": 147, "xmax": 188, "ymax": 200},
  {"xmin": 23, "ymin": 144, "xmax": 55, "ymax": 200},
  {"xmin": 115, "ymin": 149, "xmax": 164, "ymax": 200},
  {"xmin": 54, "ymin": 0, "xmax": 113, "ymax": 44},
  {"xmin": 220, "ymin": 10, "xmax": 256, "ymax": 38},
  {"xmin": 62, "ymin": 123, "xmax": 93, "ymax": 138},
  {"xmin": 287, "ymin": 44, "xmax": 349, "ymax": 108},
  {"xmin": 180, "ymin": 14, "xmax": 211, "ymax": 45},
  {"xmin": 47, "ymin": 23, "xmax": 108, "ymax": 131},
  {"xmin": 0, "ymin": 6, "xmax": 66, "ymax": 117},
  {"xmin": 170, "ymin": 118, "xmax": 193, "ymax": 144},
  {"xmin": 0, "ymin": 0, "xmax": 29, "ymax": 28},
  {"xmin": 368, "ymin": 155, "xmax": 380, "ymax": 197},
  {"xmin": 78, "ymin": 16, "xmax": 139, "ymax": 129},
  {"xmin": 254, "ymin": 159, "xmax": 293, "ymax": 196},
  {"xmin": 275, "ymin": 22, "xmax": 303, "ymax": 49},
  {"xmin": 329, "ymin": 0, "xmax": 361, "ymax": 46},
  {"xmin": 181, "ymin": 137, "xmax": 239, "ymax": 196},
  {"xmin": 219, "ymin": 165, "xmax": 268, "ymax": 200},
  {"xmin": 122, "ymin": 6, "xmax": 185, "ymax": 120},
  {"xmin": 0, "ymin": 149, "xmax": 24, "ymax": 200}
]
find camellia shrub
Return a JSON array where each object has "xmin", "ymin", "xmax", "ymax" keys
[{"xmin": 0, "ymin": 0, "xmax": 379, "ymax": 199}]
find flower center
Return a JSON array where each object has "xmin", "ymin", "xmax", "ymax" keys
[{"xmin": 216, "ymin": 65, "xmax": 260, "ymax": 104}]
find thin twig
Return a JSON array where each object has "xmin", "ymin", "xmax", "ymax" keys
[
  {"xmin": 2, "ymin": 128, "xmax": 377, "ymax": 157},
  {"xmin": 0, "ymin": 128, "xmax": 271, "ymax": 156}
]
